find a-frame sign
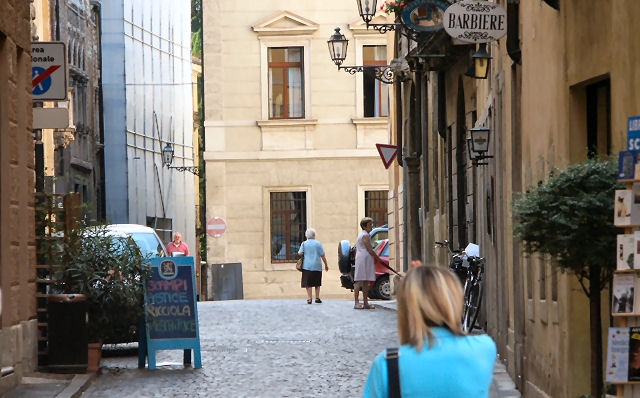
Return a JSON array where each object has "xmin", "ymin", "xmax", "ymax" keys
[{"xmin": 141, "ymin": 256, "xmax": 202, "ymax": 369}]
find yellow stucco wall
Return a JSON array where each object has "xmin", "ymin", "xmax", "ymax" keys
[{"xmin": 203, "ymin": 1, "xmax": 391, "ymax": 299}]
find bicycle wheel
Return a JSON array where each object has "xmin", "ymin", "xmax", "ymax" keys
[{"xmin": 462, "ymin": 281, "xmax": 483, "ymax": 333}]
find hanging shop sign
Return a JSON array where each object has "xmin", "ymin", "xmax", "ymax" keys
[
  {"xmin": 443, "ymin": 0, "xmax": 507, "ymax": 43},
  {"xmin": 401, "ymin": 0, "xmax": 450, "ymax": 33}
]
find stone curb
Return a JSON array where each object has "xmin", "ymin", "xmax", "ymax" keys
[{"xmin": 55, "ymin": 373, "xmax": 96, "ymax": 398}]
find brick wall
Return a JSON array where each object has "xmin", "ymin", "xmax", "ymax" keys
[{"xmin": 0, "ymin": 0, "xmax": 37, "ymax": 393}]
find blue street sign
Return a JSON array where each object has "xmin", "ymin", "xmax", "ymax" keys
[
  {"xmin": 32, "ymin": 66, "xmax": 52, "ymax": 95},
  {"xmin": 628, "ymin": 117, "xmax": 640, "ymax": 151}
]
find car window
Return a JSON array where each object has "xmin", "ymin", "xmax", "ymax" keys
[
  {"xmin": 371, "ymin": 230, "xmax": 388, "ymax": 251},
  {"xmin": 128, "ymin": 232, "xmax": 166, "ymax": 258},
  {"xmin": 380, "ymin": 241, "xmax": 389, "ymax": 257}
]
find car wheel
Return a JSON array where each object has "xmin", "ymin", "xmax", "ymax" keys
[{"xmin": 374, "ymin": 275, "xmax": 391, "ymax": 300}]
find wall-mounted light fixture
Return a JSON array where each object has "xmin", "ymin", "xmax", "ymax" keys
[
  {"xmin": 466, "ymin": 126, "xmax": 493, "ymax": 166},
  {"xmin": 162, "ymin": 142, "xmax": 200, "ymax": 176},
  {"xmin": 464, "ymin": 43, "xmax": 492, "ymax": 79},
  {"xmin": 327, "ymin": 27, "xmax": 394, "ymax": 84},
  {"xmin": 356, "ymin": 0, "xmax": 400, "ymax": 33}
]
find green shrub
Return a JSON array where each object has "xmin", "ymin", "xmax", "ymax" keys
[{"xmin": 55, "ymin": 225, "xmax": 151, "ymax": 343}]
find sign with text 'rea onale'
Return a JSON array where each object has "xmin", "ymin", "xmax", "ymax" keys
[
  {"xmin": 31, "ymin": 42, "xmax": 67, "ymax": 101},
  {"xmin": 443, "ymin": 1, "xmax": 507, "ymax": 43},
  {"xmin": 144, "ymin": 257, "xmax": 201, "ymax": 369},
  {"xmin": 628, "ymin": 117, "xmax": 640, "ymax": 151}
]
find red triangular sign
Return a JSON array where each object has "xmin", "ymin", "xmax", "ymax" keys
[{"xmin": 376, "ymin": 144, "xmax": 398, "ymax": 169}]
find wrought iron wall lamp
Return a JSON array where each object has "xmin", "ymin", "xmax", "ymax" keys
[
  {"xmin": 162, "ymin": 143, "xmax": 200, "ymax": 176},
  {"xmin": 327, "ymin": 28, "xmax": 394, "ymax": 84},
  {"xmin": 356, "ymin": 0, "xmax": 451, "ymax": 41},
  {"xmin": 466, "ymin": 126, "xmax": 493, "ymax": 166}
]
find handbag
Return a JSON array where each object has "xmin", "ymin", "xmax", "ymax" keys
[{"xmin": 296, "ymin": 242, "xmax": 305, "ymax": 272}]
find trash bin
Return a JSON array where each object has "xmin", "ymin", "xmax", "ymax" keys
[{"xmin": 48, "ymin": 294, "xmax": 88, "ymax": 373}]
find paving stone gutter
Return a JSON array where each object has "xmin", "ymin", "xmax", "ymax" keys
[{"xmin": 3, "ymin": 373, "xmax": 95, "ymax": 398}]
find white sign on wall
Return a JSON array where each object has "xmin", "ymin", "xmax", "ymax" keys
[
  {"xmin": 443, "ymin": 0, "xmax": 507, "ymax": 43},
  {"xmin": 31, "ymin": 42, "xmax": 68, "ymax": 101}
]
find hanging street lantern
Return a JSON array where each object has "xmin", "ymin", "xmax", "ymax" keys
[
  {"xmin": 327, "ymin": 27, "xmax": 348, "ymax": 67},
  {"xmin": 162, "ymin": 142, "xmax": 174, "ymax": 167},
  {"xmin": 465, "ymin": 43, "xmax": 492, "ymax": 79},
  {"xmin": 467, "ymin": 126, "xmax": 493, "ymax": 166},
  {"xmin": 356, "ymin": 0, "xmax": 378, "ymax": 25},
  {"xmin": 327, "ymin": 27, "xmax": 394, "ymax": 84}
]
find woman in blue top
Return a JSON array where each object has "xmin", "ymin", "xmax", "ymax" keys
[
  {"xmin": 298, "ymin": 228, "xmax": 328, "ymax": 304},
  {"xmin": 363, "ymin": 265, "xmax": 496, "ymax": 398}
]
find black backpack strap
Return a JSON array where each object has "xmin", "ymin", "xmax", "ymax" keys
[{"xmin": 385, "ymin": 347, "xmax": 401, "ymax": 398}]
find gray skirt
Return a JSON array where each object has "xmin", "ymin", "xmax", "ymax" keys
[{"xmin": 301, "ymin": 270, "xmax": 322, "ymax": 287}]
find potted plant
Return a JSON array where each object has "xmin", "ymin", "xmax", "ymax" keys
[{"xmin": 55, "ymin": 225, "xmax": 151, "ymax": 371}]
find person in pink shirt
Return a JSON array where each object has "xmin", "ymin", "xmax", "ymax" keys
[{"xmin": 166, "ymin": 232, "xmax": 189, "ymax": 257}]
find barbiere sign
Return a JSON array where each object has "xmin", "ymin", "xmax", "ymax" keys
[{"xmin": 443, "ymin": 0, "xmax": 507, "ymax": 43}]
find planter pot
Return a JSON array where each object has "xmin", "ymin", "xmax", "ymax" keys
[{"xmin": 87, "ymin": 342, "xmax": 103, "ymax": 372}]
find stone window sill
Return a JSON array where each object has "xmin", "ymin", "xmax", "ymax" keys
[
  {"xmin": 257, "ymin": 119, "xmax": 318, "ymax": 128},
  {"xmin": 351, "ymin": 117, "xmax": 389, "ymax": 127}
]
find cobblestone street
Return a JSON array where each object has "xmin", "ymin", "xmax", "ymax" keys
[{"xmin": 82, "ymin": 299, "xmax": 398, "ymax": 397}]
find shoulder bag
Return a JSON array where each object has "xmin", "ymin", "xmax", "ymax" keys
[
  {"xmin": 386, "ymin": 347, "xmax": 401, "ymax": 398},
  {"xmin": 296, "ymin": 242, "xmax": 305, "ymax": 272}
]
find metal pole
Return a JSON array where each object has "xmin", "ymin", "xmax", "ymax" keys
[{"xmin": 402, "ymin": 147, "xmax": 408, "ymax": 272}]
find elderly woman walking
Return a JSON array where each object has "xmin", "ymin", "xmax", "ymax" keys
[{"xmin": 299, "ymin": 228, "xmax": 329, "ymax": 304}]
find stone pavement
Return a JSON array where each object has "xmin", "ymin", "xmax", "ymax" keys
[
  {"xmin": 7, "ymin": 298, "xmax": 521, "ymax": 397},
  {"xmin": 3, "ymin": 373, "xmax": 94, "ymax": 398},
  {"xmin": 374, "ymin": 300, "xmax": 521, "ymax": 398},
  {"xmin": 83, "ymin": 299, "xmax": 397, "ymax": 397}
]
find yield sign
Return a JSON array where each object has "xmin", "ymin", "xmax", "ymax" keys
[
  {"xmin": 376, "ymin": 144, "xmax": 398, "ymax": 169},
  {"xmin": 207, "ymin": 217, "xmax": 227, "ymax": 237}
]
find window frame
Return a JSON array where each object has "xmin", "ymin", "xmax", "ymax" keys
[
  {"xmin": 263, "ymin": 186, "xmax": 312, "ymax": 270},
  {"xmin": 267, "ymin": 47, "xmax": 305, "ymax": 120},
  {"xmin": 362, "ymin": 45, "xmax": 389, "ymax": 118},
  {"xmin": 357, "ymin": 185, "xmax": 389, "ymax": 228},
  {"xmin": 259, "ymin": 37, "xmax": 312, "ymax": 121},
  {"xmin": 351, "ymin": 32, "xmax": 388, "ymax": 119}
]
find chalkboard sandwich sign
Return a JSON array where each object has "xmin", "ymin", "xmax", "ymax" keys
[{"xmin": 142, "ymin": 256, "xmax": 202, "ymax": 369}]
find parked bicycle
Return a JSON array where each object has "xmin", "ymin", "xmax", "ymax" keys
[{"xmin": 434, "ymin": 240, "xmax": 486, "ymax": 333}]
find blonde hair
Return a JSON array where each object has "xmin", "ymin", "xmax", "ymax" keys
[{"xmin": 397, "ymin": 265, "xmax": 464, "ymax": 352}]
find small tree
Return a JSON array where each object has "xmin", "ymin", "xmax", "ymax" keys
[
  {"xmin": 56, "ymin": 225, "xmax": 151, "ymax": 343},
  {"xmin": 512, "ymin": 158, "xmax": 620, "ymax": 398}
]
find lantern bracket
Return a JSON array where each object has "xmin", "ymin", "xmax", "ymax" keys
[{"xmin": 338, "ymin": 65, "xmax": 394, "ymax": 84}]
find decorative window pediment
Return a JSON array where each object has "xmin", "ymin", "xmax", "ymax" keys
[
  {"xmin": 252, "ymin": 11, "xmax": 319, "ymax": 36},
  {"xmin": 349, "ymin": 12, "xmax": 392, "ymax": 35}
]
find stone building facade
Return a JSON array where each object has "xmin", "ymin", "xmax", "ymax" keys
[
  {"xmin": 48, "ymin": 0, "xmax": 105, "ymax": 221},
  {"xmin": 202, "ymin": 1, "xmax": 391, "ymax": 299},
  {"xmin": 0, "ymin": 0, "xmax": 38, "ymax": 394},
  {"xmin": 386, "ymin": 0, "xmax": 640, "ymax": 397}
]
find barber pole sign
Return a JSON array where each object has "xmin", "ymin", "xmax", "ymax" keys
[{"xmin": 207, "ymin": 217, "xmax": 227, "ymax": 237}]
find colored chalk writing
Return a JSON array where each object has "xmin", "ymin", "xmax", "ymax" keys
[
  {"xmin": 146, "ymin": 262, "xmax": 197, "ymax": 339},
  {"xmin": 142, "ymin": 257, "xmax": 202, "ymax": 369}
]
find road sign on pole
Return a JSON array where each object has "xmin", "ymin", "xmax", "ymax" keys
[
  {"xmin": 376, "ymin": 144, "xmax": 398, "ymax": 169},
  {"xmin": 31, "ymin": 42, "xmax": 67, "ymax": 101},
  {"xmin": 207, "ymin": 217, "xmax": 227, "ymax": 237}
]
